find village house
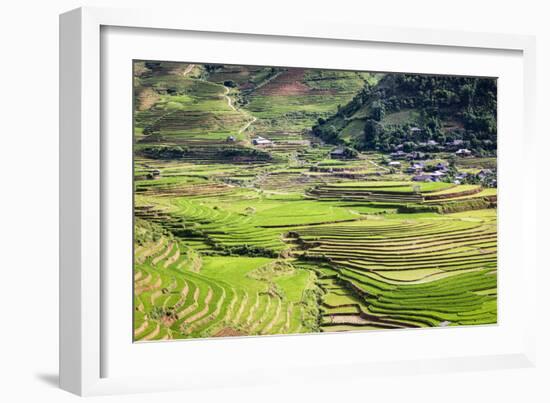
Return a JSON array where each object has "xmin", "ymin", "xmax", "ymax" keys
[
  {"xmin": 455, "ymin": 172, "xmax": 468, "ymax": 179},
  {"xmin": 454, "ymin": 172, "xmax": 468, "ymax": 183},
  {"xmin": 406, "ymin": 162, "xmax": 425, "ymax": 173},
  {"xmin": 477, "ymin": 169, "xmax": 493, "ymax": 178},
  {"xmin": 456, "ymin": 148, "xmax": 472, "ymax": 156},
  {"xmin": 430, "ymin": 171, "xmax": 446, "ymax": 179},
  {"xmin": 329, "ymin": 148, "xmax": 346, "ymax": 159},
  {"xmin": 447, "ymin": 139, "xmax": 464, "ymax": 147},
  {"xmin": 147, "ymin": 169, "xmax": 161, "ymax": 180},
  {"xmin": 388, "ymin": 161, "xmax": 401, "ymax": 167},
  {"xmin": 252, "ymin": 136, "xmax": 273, "ymax": 146},
  {"xmin": 412, "ymin": 174, "xmax": 434, "ymax": 182},
  {"xmin": 407, "ymin": 151, "xmax": 427, "ymax": 160},
  {"xmin": 390, "ymin": 150, "xmax": 408, "ymax": 160},
  {"xmin": 410, "ymin": 127, "xmax": 422, "ymax": 136},
  {"xmin": 412, "ymin": 170, "xmax": 446, "ymax": 182}
]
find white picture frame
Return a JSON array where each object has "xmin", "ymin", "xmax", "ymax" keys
[{"xmin": 59, "ymin": 6, "xmax": 538, "ymax": 396}]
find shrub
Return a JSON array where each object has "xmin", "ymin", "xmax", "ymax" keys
[{"xmin": 139, "ymin": 145, "xmax": 188, "ymax": 159}]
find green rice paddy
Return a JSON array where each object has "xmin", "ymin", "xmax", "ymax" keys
[{"xmin": 133, "ymin": 62, "xmax": 498, "ymax": 341}]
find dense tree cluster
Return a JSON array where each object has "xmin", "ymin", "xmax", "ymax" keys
[
  {"xmin": 219, "ymin": 147, "xmax": 272, "ymax": 160},
  {"xmin": 139, "ymin": 145, "xmax": 188, "ymax": 159}
]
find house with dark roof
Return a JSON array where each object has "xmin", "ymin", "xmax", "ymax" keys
[
  {"xmin": 329, "ymin": 148, "xmax": 346, "ymax": 159},
  {"xmin": 410, "ymin": 127, "xmax": 422, "ymax": 135},
  {"xmin": 390, "ymin": 150, "xmax": 408, "ymax": 160},
  {"xmin": 477, "ymin": 169, "xmax": 493, "ymax": 178},
  {"xmin": 407, "ymin": 151, "xmax": 427, "ymax": 160},
  {"xmin": 412, "ymin": 174, "xmax": 434, "ymax": 182},
  {"xmin": 456, "ymin": 148, "xmax": 472, "ymax": 156}
]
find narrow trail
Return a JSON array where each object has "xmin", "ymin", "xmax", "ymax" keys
[
  {"xmin": 182, "ymin": 64, "xmax": 195, "ymax": 76},
  {"xmin": 223, "ymin": 85, "xmax": 257, "ymax": 135},
  {"xmin": 253, "ymin": 70, "xmax": 284, "ymax": 92},
  {"xmin": 223, "ymin": 86, "xmax": 236, "ymax": 111},
  {"xmin": 239, "ymin": 115, "xmax": 257, "ymax": 134}
]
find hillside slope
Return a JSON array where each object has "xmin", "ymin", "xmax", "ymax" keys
[{"xmin": 312, "ymin": 73, "xmax": 497, "ymax": 156}]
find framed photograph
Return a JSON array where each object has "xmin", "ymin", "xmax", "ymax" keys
[{"xmin": 60, "ymin": 6, "xmax": 537, "ymax": 396}]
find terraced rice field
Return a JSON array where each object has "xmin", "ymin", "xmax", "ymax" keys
[
  {"xmin": 133, "ymin": 61, "xmax": 498, "ymax": 341},
  {"xmin": 134, "ymin": 236, "xmax": 314, "ymax": 340},
  {"xmin": 288, "ymin": 214, "xmax": 496, "ymax": 330}
]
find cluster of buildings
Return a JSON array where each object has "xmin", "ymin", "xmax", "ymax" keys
[
  {"xmin": 389, "ymin": 150, "xmax": 428, "ymax": 160},
  {"xmin": 409, "ymin": 162, "xmax": 496, "ymax": 185},
  {"xmin": 391, "ymin": 133, "xmax": 476, "ymax": 156},
  {"xmin": 390, "ymin": 147, "xmax": 472, "ymax": 161},
  {"xmin": 410, "ymin": 162, "xmax": 450, "ymax": 182}
]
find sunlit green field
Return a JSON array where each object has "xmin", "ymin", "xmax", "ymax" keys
[{"xmin": 133, "ymin": 62, "xmax": 497, "ymax": 341}]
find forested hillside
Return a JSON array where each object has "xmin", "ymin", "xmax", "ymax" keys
[{"xmin": 312, "ymin": 73, "xmax": 497, "ymax": 155}]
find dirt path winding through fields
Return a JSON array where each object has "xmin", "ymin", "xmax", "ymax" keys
[
  {"xmin": 182, "ymin": 64, "xmax": 195, "ymax": 76},
  {"xmin": 239, "ymin": 116, "xmax": 257, "ymax": 134},
  {"xmin": 223, "ymin": 85, "xmax": 257, "ymax": 135},
  {"xmin": 223, "ymin": 86, "xmax": 236, "ymax": 111}
]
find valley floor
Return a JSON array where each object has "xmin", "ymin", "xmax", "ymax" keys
[{"xmin": 133, "ymin": 157, "xmax": 497, "ymax": 341}]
